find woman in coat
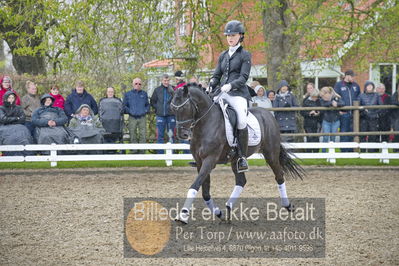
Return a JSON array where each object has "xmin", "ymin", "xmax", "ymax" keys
[
  {"xmin": 32, "ymin": 94, "xmax": 69, "ymax": 145},
  {"xmin": 273, "ymin": 80, "xmax": 299, "ymax": 142},
  {"xmin": 0, "ymin": 91, "xmax": 32, "ymax": 155}
]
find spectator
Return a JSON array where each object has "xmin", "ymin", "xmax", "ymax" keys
[
  {"xmin": 300, "ymin": 88, "xmax": 321, "ymax": 152},
  {"xmin": 174, "ymin": 71, "xmax": 186, "ymax": 90},
  {"xmin": 150, "ymin": 74, "xmax": 176, "ymax": 152},
  {"xmin": 49, "ymin": 85, "xmax": 65, "ymax": 109},
  {"xmin": 69, "ymin": 104, "xmax": 104, "ymax": 145},
  {"xmin": 333, "ymin": 70, "xmax": 361, "ymax": 151},
  {"xmin": 251, "ymin": 85, "xmax": 273, "ymax": 110},
  {"xmin": 21, "ymin": 80, "xmax": 40, "ymax": 137},
  {"xmin": 0, "ymin": 91, "xmax": 32, "ymax": 155},
  {"xmin": 319, "ymin": 87, "xmax": 344, "ymax": 152},
  {"xmin": 123, "ymin": 78, "xmax": 149, "ymax": 154},
  {"xmin": 359, "ymin": 81, "xmax": 383, "ymax": 152},
  {"xmin": 173, "ymin": 71, "xmax": 191, "ymax": 153},
  {"xmin": 0, "ymin": 76, "xmax": 21, "ymax": 106},
  {"xmin": 267, "ymin": 90, "xmax": 276, "ymax": 103},
  {"xmin": 303, "ymin": 82, "xmax": 316, "ymax": 100},
  {"xmin": 273, "ymin": 80, "xmax": 299, "ymax": 142},
  {"xmin": 188, "ymin": 76, "xmax": 204, "ymax": 91},
  {"xmin": 32, "ymin": 94, "xmax": 69, "ymax": 145},
  {"xmin": 376, "ymin": 83, "xmax": 392, "ymax": 142},
  {"xmin": 65, "ymin": 80, "xmax": 98, "ymax": 120},
  {"xmin": 248, "ymin": 80, "xmax": 259, "ymax": 97},
  {"xmin": 99, "ymin": 87, "xmax": 124, "ymax": 146},
  {"xmin": 392, "ymin": 86, "xmax": 399, "ymax": 151}
]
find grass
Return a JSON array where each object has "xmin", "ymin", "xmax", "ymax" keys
[{"xmin": 0, "ymin": 158, "xmax": 398, "ymax": 169}]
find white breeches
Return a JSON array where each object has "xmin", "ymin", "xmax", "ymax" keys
[{"xmin": 218, "ymin": 93, "xmax": 248, "ymax": 129}]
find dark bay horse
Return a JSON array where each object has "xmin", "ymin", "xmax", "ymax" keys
[{"xmin": 171, "ymin": 84, "xmax": 304, "ymax": 224}]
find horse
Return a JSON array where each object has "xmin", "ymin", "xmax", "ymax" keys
[{"xmin": 171, "ymin": 83, "xmax": 304, "ymax": 224}]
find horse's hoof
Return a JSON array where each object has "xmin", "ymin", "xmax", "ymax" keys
[
  {"xmin": 175, "ymin": 211, "xmax": 189, "ymax": 224},
  {"xmin": 216, "ymin": 211, "xmax": 223, "ymax": 220},
  {"xmin": 225, "ymin": 205, "xmax": 232, "ymax": 222},
  {"xmin": 284, "ymin": 203, "xmax": 295, "ymax": 212}
]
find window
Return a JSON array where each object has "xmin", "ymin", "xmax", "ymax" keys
[
  {"xmin": 379, "ymin": 64, "xmax": 399, "ymax": 95},
  {"xmin": 318, "ymin": 78, "xmax": 337, "ymax": 89},
  {"xmin": 253, "ymin": 78, "xmax": 268, "ymax": 88}
]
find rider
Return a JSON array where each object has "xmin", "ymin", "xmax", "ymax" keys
[{"xmin": 209, "ymin": 20, "xmax": 252, "ymax": 173}]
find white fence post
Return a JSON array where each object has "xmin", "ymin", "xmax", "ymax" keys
[
  {"xmin": 50, "ymin": 143, "xmax": 58, "ymax": 167},
  {"xmin": 380, "ymin": 141, "xmax": 389, "ymax": 164},
  {"xmin": 165, "ymin": 142, "xmax": 173, "ymax": 166},
  {"xmin": 327, "ymin": 142, "xmax": 336, "ymax": 164}
]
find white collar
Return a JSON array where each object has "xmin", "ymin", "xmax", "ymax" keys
[{"xmin": 228, "ymin": 43, "xmax": 241, "ymax": 57}]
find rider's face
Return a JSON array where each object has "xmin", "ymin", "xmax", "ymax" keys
[{"xmin": 226, "ymin": 34, "xmax": 240, "ymax": 47}]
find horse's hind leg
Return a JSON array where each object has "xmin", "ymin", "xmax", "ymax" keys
[
  {"xmin": 202, "ymin": 174, "xmax": 222, "ymax": 217},
  {"xmin": 220, "ymin": 161, "xmax": 247, "ymax": 220},
  {"xmin": 263, "ymin": 151, "xmax": 293, "ymax": 211}
]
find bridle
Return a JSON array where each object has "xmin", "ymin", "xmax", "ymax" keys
[{"xmin": 171, "ymin": 93, "xmax": 216, "ymax": 130}]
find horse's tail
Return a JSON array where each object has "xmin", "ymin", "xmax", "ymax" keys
[{"xmin": 279, "ymin": 144, "xmax": 305, "ymax": 180}]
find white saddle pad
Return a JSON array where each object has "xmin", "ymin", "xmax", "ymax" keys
[{"xmin": 219, "ymin": 99, "xmax": 261, "ymax": 147}]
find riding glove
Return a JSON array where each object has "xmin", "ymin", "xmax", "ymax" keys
[{"xmin": 221, "ymin": 83, "xmax": 232, "ymax": 93}]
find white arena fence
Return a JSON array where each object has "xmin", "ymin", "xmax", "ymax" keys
[{"xmin": 0, "ymin": 142, "xmax": 398, "ymax": 167}]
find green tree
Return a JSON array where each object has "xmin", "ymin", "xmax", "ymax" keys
[{"xmin": 260, "ymin": 0, "xmax": 399, "ymax": 93}]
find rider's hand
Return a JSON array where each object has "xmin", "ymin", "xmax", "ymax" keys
[{"xmin": 221, "ymin": 83, "xmax": 231, "ymax": 93}]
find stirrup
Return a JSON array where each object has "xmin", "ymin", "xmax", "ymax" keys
[{"xmin": 236, "ymin": 157, "xmax": 249, "ymax": 173}]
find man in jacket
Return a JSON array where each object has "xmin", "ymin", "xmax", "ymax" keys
[
  {"xmin": 123, "ymin": 78, "xmax": 150, "ymax": 153},
  {"xmin": 21, "ymin": 81, "xmax": 41, "ymax": 138},
  {"xmin": 333, "ymin": 70, "xmax": 361, "ymax": 151},
  {"xmin": 150, "ymin": 74, "xmax": 176, "ymax": 153},
  {"xmin": 64, "ymin": 81, "xmax": 98, "ymax": 120}
]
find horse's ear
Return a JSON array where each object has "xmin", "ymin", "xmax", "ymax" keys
[{"xmin": 183, "ymin": 85, "xmax": 188, "ymax": 96}]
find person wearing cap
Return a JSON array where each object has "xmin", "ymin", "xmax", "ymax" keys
[
  {"xmin": 64, "ymin": 80, "xmax": 98, "ymax": 120},
  {"xmin": 21, "ymin": 81, "xmax": 41, "ymax": 138},
  {"xmin": 273, "ymin": 80, "xmax": 299, "ymax": 142},
  {"xmin": 123, "ymin": 78, "xmax": 150, "ymax": 153},
  {"xmin": 358, "ymin": 81, "xmax": 383, "ymax": 152},
  {"xmin": 150, "ymin": 74, "xmax": 176, "ymax": 152},
  {"xmin": 251, "ymin": 85, "xmax": 273, "ymax": 111},
  {"xmin": 0, "ymin": 76, "xmax": 21, "ymax": 106},
  {"xmin": 174, "ymin": 70, "xmax": 186, "ymax": 91},
  {"xmin": 208, "ymin": 20, "xmax": 251, "ymax": 173},
  {"xmin": 333, "ymin": 70, "xmax": 361, "ymax": 151}
]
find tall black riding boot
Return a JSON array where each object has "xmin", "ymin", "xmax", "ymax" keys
[{"xmin": 237, "ymin": 127, "xmax": 249, "ymax": 173}]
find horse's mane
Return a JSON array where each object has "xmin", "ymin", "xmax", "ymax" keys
[{"xmin": 185, "ymin": 83, "xmax": 212, "ymax": 105}]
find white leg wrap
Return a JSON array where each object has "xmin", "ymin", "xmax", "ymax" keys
[
  {"xmin": 278, "ymin": 182, "xmax": 290, "ymax": 207},
  {"xmin": 178, "ymin": 189, "xmax": 198, "ymax": 224},
  {"xmin": 205, "ymin": 198, "xmax": 221, "ymax": 216},
  {"xmin": 226, "ymin": 185, "xmax": 244, "ymax": 208}
]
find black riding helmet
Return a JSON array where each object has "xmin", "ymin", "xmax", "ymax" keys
[{"xmin": 224, "ymin": 20, "xmax": 245, "ymax": 42}]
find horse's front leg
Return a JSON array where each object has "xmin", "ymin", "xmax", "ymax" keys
[
  {"xmin": 176, "ymin": 157, "xmax": 217, "ymax": 224},
  {"xmin": 202, "ymin": 174, "xmax": 222, "ymax": 218}
]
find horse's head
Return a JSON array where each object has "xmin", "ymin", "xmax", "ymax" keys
[{"xmin": 171, "ymin": 83, "xmax": 210, "ymax": 140}]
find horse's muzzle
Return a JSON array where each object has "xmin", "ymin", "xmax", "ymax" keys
[{"xmin": 177, "ymin": 127, "xmax": 192, "ymax": 140}]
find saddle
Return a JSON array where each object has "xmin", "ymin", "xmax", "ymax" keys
[{"xmin": 217, "ymin": 98, "xmax": 261, "ymax": 147}]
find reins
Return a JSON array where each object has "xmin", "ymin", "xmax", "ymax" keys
[{"xmin": 172, "ymin": 88, "xmax": 221, "ymax": 129}]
